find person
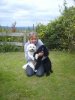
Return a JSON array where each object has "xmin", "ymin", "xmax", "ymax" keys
[{"xmin": 24, "ymin": 31, "xmax": 45, "ymax": 77}]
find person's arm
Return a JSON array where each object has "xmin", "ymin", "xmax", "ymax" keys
[{"xmin": 24, "ymin": 42, "xmax": 33, "ymax": 61}]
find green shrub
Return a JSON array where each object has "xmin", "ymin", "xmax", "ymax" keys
[{"xmin": 0, "ymin": 44, "xmax": 24, "ymax": 52}]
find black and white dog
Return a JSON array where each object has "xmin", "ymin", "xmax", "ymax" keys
[{"xmin": 34, "ymin": 45, "xmax": 53, "ymax": 76}]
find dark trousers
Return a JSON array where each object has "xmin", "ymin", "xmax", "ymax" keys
[{"xmin": 26, "ymin": 64, "xmax": 44, "ymax": 77}]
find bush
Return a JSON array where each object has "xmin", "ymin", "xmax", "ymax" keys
[{"xmin": 0, "ymin": 44, "xmax": 24, "ymax": 52}]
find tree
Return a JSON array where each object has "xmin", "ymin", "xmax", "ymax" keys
[
  {"xmin": 36, "ymin": 23, "xmax": 46, "ymax": 40},
  {"xmin": 62, "ymin": 7, "xmax": 75, "ymax": 51},
  {"xmin": 36, "ymin": 5, "xmax": 75, "ymax": 51}
]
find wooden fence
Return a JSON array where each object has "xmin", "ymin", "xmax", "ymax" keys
[{"xmin": 0, "ymin": 32, "xmax": 27, "ymax": 46}]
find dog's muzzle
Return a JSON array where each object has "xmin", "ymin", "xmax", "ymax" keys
[{"xmin": 30, "ymin": 49, "xmax": 35, "ymax": 52}]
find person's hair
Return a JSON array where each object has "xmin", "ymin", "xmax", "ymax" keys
[{"xmin": 28, "ymin": 31, "xmax": 38, "ymax": 40}]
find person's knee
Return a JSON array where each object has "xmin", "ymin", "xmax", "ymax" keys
[
  {"xmin": 26, "ymin": 72, "xmax": 34, "ymax": 76},
  {"xmin": 36, "ymin": 73, "xmax": 44, "ymax": 77},
  {"xmin": 36, "ymin": 71, "xmax": 44, "ymax": 77},
  {"xmin": 26, "ymin": 65, "xmax": 34, "ymax": 76},
  {"xmin": 36, "ymin": 65, "xmax": 44, "ymax": 77}
]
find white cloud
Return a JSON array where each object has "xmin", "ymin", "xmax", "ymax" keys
[{"xmin": 0, "ymin": 0, "xmax": 74, "ymax": 26}]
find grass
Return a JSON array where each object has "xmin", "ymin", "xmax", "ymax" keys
[{"xmin": 0, "ymin": 51, "xmax": 75, "ymax": 100}]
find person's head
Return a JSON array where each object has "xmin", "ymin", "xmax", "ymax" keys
[{"xmin": 28, "ymin": 32, "xmax": 38, "ymax": 44}]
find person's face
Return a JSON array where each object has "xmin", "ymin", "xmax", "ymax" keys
[{"xmin": 30, "ymin": 35, "xmax": 38, "ymax": 44}]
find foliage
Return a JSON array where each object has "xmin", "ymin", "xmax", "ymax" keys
[
  {"xmin": 0, "ymin": 44, "xmax": 23, "ymax": 52},
  {"xmin": 0, "ymin": 33, "xmax": 24, "ymax": 52},
  {"xmin": 62, "ymin": 6, "xmax": 75, "ymax": 51},
  {"xmin": 36, "ymin": 23, "xmax": 46, "ymax": 40},
  {"xmin": 36, "ymin": 6, "xmax": 75, "ymax": 51},
  {"xmin": 0, "ymin": 36, "xmax": 23, "ymax": 42}
]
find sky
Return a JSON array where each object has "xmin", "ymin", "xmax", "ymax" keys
[{"xmin": 0, "ymin": 0, "xmax": 74, "ymax": 27}]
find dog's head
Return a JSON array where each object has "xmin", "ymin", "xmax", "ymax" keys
[{"xmin": 27, "ymin": 44, "xmax": 36, "ymax": 53}]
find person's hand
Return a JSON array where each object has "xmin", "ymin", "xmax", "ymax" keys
[
  {"xmin": 35, "ymin": 51, "xmax": 44, "ymax": 60},
  {"xmin": 35, "ymin": 54, "xmax": 39, "ymax": 59},
  {"xmin": 38, "ymin": 52, "xmax": 44, "ymax": 57}
]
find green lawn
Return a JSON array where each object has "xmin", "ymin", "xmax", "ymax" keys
[{"xmin": 0, "ymin": 51, "xmax": 75, "ymax": 100}]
